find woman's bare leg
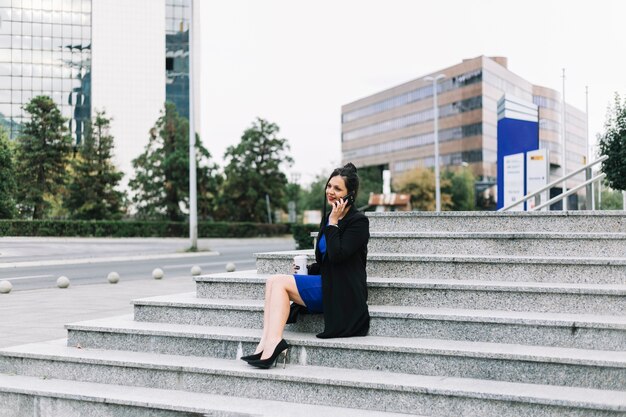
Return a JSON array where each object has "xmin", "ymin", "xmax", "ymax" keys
[
  {"xmin": 254, "ymin": 275, "xmax": 276, "ymax": 354},
  {"xmin": 260, "ymin": 274, "xmax": 305, "ymax": 360}
]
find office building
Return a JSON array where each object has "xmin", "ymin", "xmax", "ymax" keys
[
  {"xmin": 0, "ymin": 0, "xmax": 92, "ymax": 143},
  {"xmin": 0, "ymin": 0, "xmax": 198, "ymax": 182},
  {"xmin": 165, "ymin": 0, "xmax": 191, "ymax": 120},
  {"xmin": 341, "ymin": 56, "xmax": 588, "ymax": 208}
]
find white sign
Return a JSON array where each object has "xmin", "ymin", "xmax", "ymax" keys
[
  {"xmin": 303, "ymin": 210, "xmax": 322, "ymax": 225},
  {"xmin": 526, "ymin": 149, "xmax": 549, "ymax": 210},
  {"xmin": 503, "ymin": 153, "xmax": 525, "ymax": 211},
  {"xmin": 382, "ymin": 170, "xmax": 391, "ymax": 194}
]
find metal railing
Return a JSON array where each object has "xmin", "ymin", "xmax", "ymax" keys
[{"xmin": 499, "ymin": 155, "xmax": 608, "ymax": 212}]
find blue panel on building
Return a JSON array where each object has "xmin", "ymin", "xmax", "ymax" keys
[{"xmin": 496, "ymin": 96, "xmax": 539, "ymax": 209}]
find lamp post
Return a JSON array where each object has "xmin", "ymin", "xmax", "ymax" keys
[
  {"xmin": 561, "ymin": 68, "xmax": 568, "ymax": 211},
  {"xmin": 424, "ymin": 74, "xmax": 446, "ymax": 212},
  {"xmin": 586, "ymin": 86, "xmax": 594, "ymax": 210},
  {"xmin": 188, "ymin": 0, "xmax": 197, "ymax": 250}
]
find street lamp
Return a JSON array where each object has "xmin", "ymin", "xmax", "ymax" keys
[
  {"xmin": 424, "ymin": 74, "xmax": 446, "ymax": 212},
  {"xmin": 188, "ymin": 0, "xmax": 198, "ymax": 250},
  {"xmin": 561, "ymin": 68, "xmax": 568, "ymax": 211}
]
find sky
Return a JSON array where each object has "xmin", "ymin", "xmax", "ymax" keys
[{"xmin": 198, "ymin": 0, "xmax": 626, "ymax": 186}]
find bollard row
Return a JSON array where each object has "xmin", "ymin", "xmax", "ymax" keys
[
  {"xmin": 0, "ymin": 280, "xmax": 11, "ymax": 294},
  {"xmin": 1, "ymin": 262, "xmax": 237, "ymax": 295}
]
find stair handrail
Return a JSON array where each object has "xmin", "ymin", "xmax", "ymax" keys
[
  {"xmin": 499, "ymin": 155, "xmax": 608, "ymax": 212},
  {"xmin": 531, "ymin": 173, "xmax": 606, "ymax": 211}
]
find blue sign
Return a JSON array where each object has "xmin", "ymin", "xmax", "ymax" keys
[{"xmin": 496, "ymin": 95, "xmax": 539, "ymax": 210}]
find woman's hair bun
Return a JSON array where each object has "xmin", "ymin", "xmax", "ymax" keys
[{"xmin": 343, "ymin": 162, "xmax": 357, "ymax": 173}]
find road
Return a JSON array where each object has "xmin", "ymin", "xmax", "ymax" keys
[{"xmin": 0, "ymin": 237, "xmax": 295, "ymax": 292}]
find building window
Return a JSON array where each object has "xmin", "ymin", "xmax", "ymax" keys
[
  {"xmin": 394, "ymin": 149, "xmax": 484, "ymax": 172},
  {"xmin": 342, "ymin": 123, "xmax": 483, "ymax": 160},
  {"xmin": 343, "ymin": 96, "xmax": 482, "ymax": 142},
  {"xmin": 342, "ymin": 69, "xmax": 482, "ymax": 124},
  {"xmin": 0, "ymin": 0, "xmax": 91, "ymax": 143},
  {"xmin": 533, "ymin": 95, "xmax": 561, "ymax": 111},
  {"xmin": 165, "ymin": 0, "xmax": 190, "ymax": 119}
]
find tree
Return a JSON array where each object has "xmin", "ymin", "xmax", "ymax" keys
[
  {"xmin": 595, "ymin": 182, "xmax": 625, "ymax": 210},
  {"xmin": 442, "ymin": 168, "xmax": 476, "ymax": 211},
  {"xmin": 216, "ymin": 118, "xmax": 293, "ymax": 223},
  {"xmin": 195, "ymin": 141, "xmax": 224, "ymax": 221},
  {"xmin": 0, "ymin": 127, "xmax": 17, "ymax": 219},
  {"xmin": 129, "ymin": 103, "xmax": 222, "ymax": 221},
  {"xmin": 65, "ymin": 111, "xmax": 126, "ymax": 220},
  {"xmin": 298, "ymin": 165, "xmax": 384, "ymax": 214},
  {"xmin": 300, "ymin": 173, "xmax": 328, "ymax": 212},
  {"xmin": 393, "ymin": 167, "xmax": 452, "ymax": 211},
  {"xmin": 285, "ymin": 180, "xmax": 302, "ymax": 222},
  {"xmin": 598, "ymin": 93, "xmax": 626, "ymax": 191},
  {"xmin": 354, "ymin": 165, "xmax": 384, "ymax": 209},
  {"xmin": 15, "ymin": 96, "xmax": 72, "ymax": 219}
]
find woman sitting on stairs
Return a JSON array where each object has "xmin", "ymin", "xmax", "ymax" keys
[{"xmin": 242, "ymin": 162, "xmax": 371, "ymax": 369}]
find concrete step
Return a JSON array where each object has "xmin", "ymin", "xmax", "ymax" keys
[
  {"xmin": 255, "ymin": 251, "xmax": 626, "ymax": 284},
  {"xmin": 366, "ymin": 232, "xmax": 626, "ymax": 258},
  {"xmin": 131, "ymin": 293, "xmax": 626, "ymax": 351},
  {"xmin": 0, "ymin": 340, "xmax": 624, "ymax": 417},
  {"xmin": 366, "ymin": 211, "xmax": 626, "ymax": 234},
  {"xmin": 65, "ymin": 315, "xmax": 626, "ymax": 390},
  {"xmin": 0, "ymin": 374, "xmax": 407, "ymax": 417},
  {"xmin": 195, "ymin": 271, "xmax": 626, "ymax": 315}
]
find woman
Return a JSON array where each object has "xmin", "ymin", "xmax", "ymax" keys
[{"xmin": 242, "ymin": 163, "xmax": 370, "ymax": 369}]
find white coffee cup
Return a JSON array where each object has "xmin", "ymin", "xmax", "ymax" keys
[{"xmin": 293, "ymin": 255, "xmax": 308, "ymax": 275}]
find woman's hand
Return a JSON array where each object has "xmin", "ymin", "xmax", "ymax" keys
[{"xmin": 329, "ymin": 198, "xmax": 349, "ymax": 225}]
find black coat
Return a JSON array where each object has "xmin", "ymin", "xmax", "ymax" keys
[{"xmin": 309, "ymin": 207, "xmax": 370, "ymax": 338}]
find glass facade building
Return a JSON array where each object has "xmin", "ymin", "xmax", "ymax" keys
[
  {"xmin": 0, "ymin": 0, "xmax": 195, "ymax": 170},
  {"xmin": 165, "ymin": 0, "xmax": 190, "ymax": 120},
  {"xmin": 0, "ymin": 0, "xmax": 197, "ymax": 185},
  {"xmin": 0, "ymin": 0, "xmax": 91, "ymax": 144},
  {"xmin": 341, "ymin": 56, "xmax": 588, "ymax": 208}
]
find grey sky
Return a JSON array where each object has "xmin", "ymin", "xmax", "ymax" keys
[{"xmin": 199, "ymin": 0, "xmax": 626, "ymax": 185}]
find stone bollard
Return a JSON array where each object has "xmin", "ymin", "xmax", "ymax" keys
[
  {"xmin": 0, "ymin": 280, "xmax": 12, "ymax": 294},
  {"xmin": 191, "ymin": 265, "xmax": 202, "ymax": 276},
  {"xmin": 56, "ymin": 276, "xmax": 70, "ymax": 289},
  {"xmin": 107, "ymin": 272, "xmax": 120, "ymax": 284},
  {"xmin": 225, "ymin": 262, "xmax": 236, "ymax": 272},
  {"xmin": 152, "ymin": 268, "xmax": 164, "ymax": 280}
]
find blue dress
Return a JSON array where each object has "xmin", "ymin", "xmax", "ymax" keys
[{"xmin": 293, "ymin": 233, "xmax": 326, "ymax": 313}]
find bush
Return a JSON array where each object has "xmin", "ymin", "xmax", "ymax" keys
[
  {"xmin": 291, "ymin": 224, "xmax": 318, "ymax": 249},
  {"xmin": 598, "ymin": 94, "xmax": 626, "ymax": 191},
  {"xmin": 596, "ymin": 186, "xmax": 625, "ymax": 210},
  {"xmin": 0, "ymin": 220, "xmax": 290, "ymax": 238}
]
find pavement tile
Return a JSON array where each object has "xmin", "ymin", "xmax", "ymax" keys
[{"xmin": 0, "ymin": 276, "xmax": 196, "ymax": 349}]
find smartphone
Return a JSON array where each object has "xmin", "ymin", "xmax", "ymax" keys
[{"xmin": 342, "ymin": 192, "xmax": 355, "ymax": 206}]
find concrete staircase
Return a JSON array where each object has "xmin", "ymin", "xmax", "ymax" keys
[{"xmin": 1, "ymin": 211, "xmax": 626, "ymax": 416}]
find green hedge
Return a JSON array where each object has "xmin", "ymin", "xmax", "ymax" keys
[
  {"xmin": 0, "ymin": 220, "xmax": 291, "ymax": 238},
  {"xmin": 291, "ymin": 224, "xmax": 319, "ymax": 249}
]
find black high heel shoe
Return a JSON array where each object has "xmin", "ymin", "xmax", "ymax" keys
[
  {"xmin": 240, "ymin": 351, "xmax": 263, "ymax": 363},
  {"xmin": 248, "ymin": 339, "xmax": 290, "ymax": 369}
]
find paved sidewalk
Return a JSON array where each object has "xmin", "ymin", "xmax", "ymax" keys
[
  {"xmin": 0, "ymin": 275, "xmax": 197, "ymax": 348},
  {"xmin": 0, "ymin": 236, "xmax": 291, "ymax": 263}
]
